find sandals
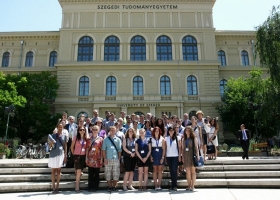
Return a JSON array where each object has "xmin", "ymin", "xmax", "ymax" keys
[{"xmin": 75, "ymin": 189, "xmax": 81, "ymax": 193}]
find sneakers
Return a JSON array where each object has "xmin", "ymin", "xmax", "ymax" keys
[
  {"xmin": 127, "ymin": 186, "xmax": 135, "ymax": 190},
  {"xmin": 123, "ymin": 186, "xmax": 128, "ymax": 191}
]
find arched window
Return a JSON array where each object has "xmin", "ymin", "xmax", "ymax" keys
[
  {"xmin": 241, "ymin": 50, "xmax": 250, "ymax": 66},
  {"xmin": 160, "ymin": 75, "xmax": 171, "ymax": 95},
  {"xmin": 25, "ymin": 51, "xmax": 34, "ymax": 67},
  {"xmin": 1, "ymin": 52, "xmax": 10, "ymax": 67},
  {"xmin": 189, "ymin": 111, "xmax": 197, "ymax": 119},
  {"xmin": 182, "ymin": 36, "xmax": 198, "ymax": 61},
  {"xmin": 131, "ymin": 36, "xmax": 146, "ymax": 61},
  {"xmin": 133, "ymin": 76, "xmax": 143, "ymax": 96},
  {"xmin": 156, "ymin": 35, "xmax": 172, "ymax": 61},
  {"xmin": 77, "ymin": 112, "xmax": 88, "ymax": 120},
  {"xmin": 187, "ymin": 75, "xmax": 198, "ymax": 95},
  {"xmin": 106, "ymin": 76, "xmax": 117, "ymax": 96},
  {"xmin": 79, "ymin": 76, "xmax": 89, "ymax": 96},
  {"xmin": 78, "ymin": 36, "xmax": 94, "ymax": 61},
  {"xmin": 218, "ymin": 50, "xmax": 227, "ymax": 66},
  {"xmin": 134, "ymin": 111, "xmax": 144, "ymax": 116},
  {"xmin": 49, "ymin": 51, "xmax": 57, "ymax": 67},
  {"xmin": 104, "ymin": 36, "xmax": 120, "ymax": 61},
  {"xmin": 220, "ymin": 79, "xmax": 228, "ymax": 96}
]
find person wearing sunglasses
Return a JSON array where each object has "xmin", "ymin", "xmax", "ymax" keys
[
  {"xmin": 71, "ymin": 126, "xmax": 88, "ymax": 192},
  {"xmin": 86, "ymin": 125, "xmax": 103, "ymax": 192}
]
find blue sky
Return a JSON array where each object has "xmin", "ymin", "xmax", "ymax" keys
[{"xmin": 0, "ymin": 0, "xmax": 279, "ymax": 32}]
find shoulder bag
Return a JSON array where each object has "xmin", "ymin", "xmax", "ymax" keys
[
  {"xmin": 193, "ymin": 139, "xmax": 204, "ymax": 167},
  {"xmin": 207, "ymin": 141, "xmax": 216, "ymax": 154}
]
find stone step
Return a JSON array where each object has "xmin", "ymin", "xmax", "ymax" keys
[
  {"xmin": 1, "ymin": 178, "xmax": 280, "ymax": 193},
  {"xmin": 1, "ymin": 158, "xmax": 280, "ymax": 168},
  {"xmin": 1, "ymin": 164, "xmax": 279, "ymax": 175},
  {"xmin": 1, "ymin": 171, "xmax": 279, "ymax": 182}
]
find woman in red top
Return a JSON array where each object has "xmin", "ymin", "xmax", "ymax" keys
[
  {"xmin": 86, "ymin": 125, "xmax": 103, "ymax": 192},
  {"xmin": 71, "ymin": 126, "xmax": 88, "ymax": 192}
]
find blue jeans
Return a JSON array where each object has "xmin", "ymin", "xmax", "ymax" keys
[{"xmin": 166, "ymin": 156, "xmax": 178, "ymax": 188}]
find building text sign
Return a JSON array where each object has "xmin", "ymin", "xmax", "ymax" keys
[
  {"xmin": 97, "ymin": 5, "xmax": 178, "ymax": 10},
  {"xmin": 117, "ymin": 103, "xmax": 160, "ymax": 107}
]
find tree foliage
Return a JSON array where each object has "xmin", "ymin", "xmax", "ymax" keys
[
  {"xmin": 0, "ymin": 71, "xmax": 60, "ymax": 144},
  {"xmin": 256, "ymin": 6, "xmax": 280, "ymax": 86},
  {"xmin": 216, "ymin": 68, "xmax": 278, "ymax": 139},
  {"xmin": 0, "ymin": 72, "xmax": 26, "ymax": 109}
]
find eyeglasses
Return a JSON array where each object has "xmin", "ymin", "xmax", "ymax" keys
[{"xmin": 79, "ymin": 129, "xmax": 85, "ymax": 131}]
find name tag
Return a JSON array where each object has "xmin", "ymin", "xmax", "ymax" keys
[
  {"xmin": 82, "ymin": 148, "xmax": 85, "ymax": 152},
  {"xmin": 185, "ymin": 148, "xmax": 189, "ymax": 152},
  {"xmin": 155, "ymin": 148, "xmax": 159, "ymax": 152},
  {"xmin": 92, "ymin": 148, "xmax": 96, "ymax": 151},
  {"xmin": 132, "ymin": 149, "xmax": 135, "ymax": 152},
  {"xmin": 141, "ymin": 150, "xmax": 144, "ymax": 154},
  {"xmin": 59, "ymin": 146, "xmax": 63, "ymax": 150}
]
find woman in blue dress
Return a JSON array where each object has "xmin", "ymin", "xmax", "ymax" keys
[
  {"xmin": 150, "ymin": 127, "xmax": 166, "ymax": 190},
  {"xmin": 135, "ymin": 128, "xmax": 151, "ymax": 190}
]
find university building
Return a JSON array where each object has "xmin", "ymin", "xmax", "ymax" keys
[{"xmin": 0, "ymin": 0, "xmax": 266, "ymax": 142}]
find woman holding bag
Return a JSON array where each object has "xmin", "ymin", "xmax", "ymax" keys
[
  {"xmin": 48, "ymin": 123, "xmax": 67, "ymax": 194},
  {"xmin": 71, "ymin": 126, "xmax": 88, "ymax": 192},
  {"xmin": 86, "ymin": 125, "xmax": 103, "ymax": 192},
  {"xmin": 182, "ymin": 126, "xmax": 199, "ymax": 191}
]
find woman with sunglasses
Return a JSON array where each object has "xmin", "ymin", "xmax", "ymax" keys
[
  {"xmin": 135, "ymin": 128, "xmax": 151, "ymax": 190},
  {"xmin": 71, "ymin": 126, "xmax": 88, "ymax": 192},
  {"xmin": 150, "ymin": 127, "xmax": 165, "ymax": 190},
  {"xmin": 48, "ymin": 123, "xmax": 67, "ymax": 194},
  {"xmin": 86, "ymin": 125, "xmax": 103, "ymax": 192}
]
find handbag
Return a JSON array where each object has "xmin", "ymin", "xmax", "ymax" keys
[
  {"xmin": 207, "ymin": 142, "xmax": 216, "ymax": 154},
  {"xmin": 193, "ymin": 139, "xmax": 204, "ymax": 167}
]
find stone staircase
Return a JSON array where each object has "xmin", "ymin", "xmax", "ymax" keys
[{"xmin": 0, "ymin": 157, "xmax": 280, "ymax": 193}]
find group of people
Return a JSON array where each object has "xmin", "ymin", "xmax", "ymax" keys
[{"xmin": 48, "ymin": 110, "xmax": 219, "ymax": 193}]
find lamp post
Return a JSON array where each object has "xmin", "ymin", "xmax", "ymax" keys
[{"xmin": 4, "ymin": 105, "xmax": 15, "ymax": 144}]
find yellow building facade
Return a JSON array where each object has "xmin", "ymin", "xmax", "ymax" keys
[{"xmin": 0, "ymin": 0, "xmax": 266, "ymax": 142}]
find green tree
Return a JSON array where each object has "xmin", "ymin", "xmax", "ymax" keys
[
  {"xmin": 0, "ymin": 71, "xmax": 26, "ymax": 109},
  {"xmin": 0, "ymin": 71, "xmax": 60, "ymax": 143},
  {"xmin": 256, "ymin": 6, "xmax": 280, "ymax": 85},
  {"xmin": 256, "ymin": 5, "xmax": 280, "ymax": 137},
  {"xmin": 0, "ymin": 72, "xmax": 27, "ymax": 139},
  {"xmin": 216, "ymin": 68, "xmax": 276, "ymax": 139}
]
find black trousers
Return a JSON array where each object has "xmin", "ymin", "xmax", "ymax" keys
[
  {"xmin": 88, "ymin": 167, "xmax": 100, "ymax": 190},
  {"xmin": 241, "ymin": 140, "xmax": 249, "ymax": 159}
]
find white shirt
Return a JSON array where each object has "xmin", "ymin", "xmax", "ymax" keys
[
  {"xmin": 166, "ymin": 136, "xmax": 180, "ymax": 157},
  {"xmin": 151, "ymin": 136, "xmax": 164, "ymax": 147}
]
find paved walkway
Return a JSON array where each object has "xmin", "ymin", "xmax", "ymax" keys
[{"xmin": 0, "ymin": 189, "xmax": 279, "ymax": 200}]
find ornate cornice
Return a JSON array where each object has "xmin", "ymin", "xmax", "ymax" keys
[
  {"xmin": 0, "ymin": 32, "xmax": 60, "ymax": 40},
  {"xmin": 215, "ymin": 30, "xmax": 256, "ymax": 39}
]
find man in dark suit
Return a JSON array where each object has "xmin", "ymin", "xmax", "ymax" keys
[
  {"xmin": 238, "ymin": 124, "xmax": 250, "ymax": 160},
  {"xmin": 182, "ymin": 113, "xmax": 191, "ymax": 127}
]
